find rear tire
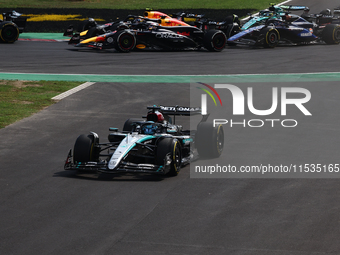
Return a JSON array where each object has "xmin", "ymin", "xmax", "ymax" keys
[
  {"xmin": 114, "ymin": 30, "xmax": 136, "ymax": 53},
  {"xmin": 195, "ymin": 122, "xmax": 224, "ymax": 158},
  {"xmin": 225, "ymin": 23, "xmax": 240, "ymax": 38},
  {"xmin": 0, "ymin": 22, "xmax": 19, "ymax": 43},
  {"xmin": 156, "ymin": 138, "xmax": 182, "ymax": 176},
  {"xmin": 203, "ymin": 30, "xmax": 227, "ymax": 52},
  {"xmin": 123, "ymin": 118, "xmax": 145, "ymax": 132},
  {"xmin": 322, "ymin": 24, "xmax": 340, "ymax": 44}
]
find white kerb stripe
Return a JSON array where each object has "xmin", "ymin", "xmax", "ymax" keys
[{"xmin": 52, "ymin": 82, "xmax": 95, "ymax": 101}]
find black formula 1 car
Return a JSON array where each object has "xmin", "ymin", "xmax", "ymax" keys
[
  {"xmin": 64, "ymin": 106, "xmax": 224, "ymax": 176},
  {"xmin": 64, "ymin": 13, "xmax": 191, "ymax": 44},
  {"xmin": 70, "ymin": 15, "xmax": 227, "ymax": 52},
  {"xmin": 64, "ymin": 15, "xmax": 163, "ymax": 43},
  {"xmin": 0, "ymin": 10, "xmax": 26, "ymax": 43},
  {"xmin": 227, "ymin": 14, "xmax": 340, "ymax": 48},
  {"xmin": 170, "ymin": 11, "xmax": 242, "ymax": 38},
  {"xmin": 301, "ymin": 8, "xmax": 340, "ymax": 26}
]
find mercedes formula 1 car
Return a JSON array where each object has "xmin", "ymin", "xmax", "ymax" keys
[
  {"xmin": 64, "ymin": 106, "xmax": 224, "ymax": 176},
  {"xmin": 73, "ymin": 15, "xmax": 226, "ymax": 52},
  {"xmin": 227, "ymin": 14, "xmax": 340, "ymax": 48},
  {"xmin": 241, "ymin": 4, "xmax": 306, "ymax": 31},
  {"xmin": 224, "ymin": 4, "xmax": 340, "ymax": 40},
  {"xmin": 0, "ymin": 10, "xmax": 26, "ymax": 43}
]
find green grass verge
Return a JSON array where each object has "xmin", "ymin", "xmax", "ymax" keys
[
  {"xmin": 3, "ymin": 0, "xmax": 273, "ymax": 10},
  {"xmin": 0, "ymin": 80, "xmax": 82, "ymax": 129}
]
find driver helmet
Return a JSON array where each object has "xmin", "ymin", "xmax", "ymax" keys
[
  {"xmin": 88, "ymin": 18, "xmax": 97, "ymax": 25},
  {"xmin": 134, "ymin": 17, "xmax": 144, "ymax": 24},
  {"xmin": 284, "ymin": 12, "xmax": 291, "ymax": 21},
  {"xmin": 232, "ymin": 14, "xmax": 240, "ymax": 25},
  {"xmin": 141, "ymin": 123, "xmax": 158, "ymax": 135},
  {"xmin": 320, "ymin": 9, "xmax": 331, "ymax": 16},
  {"xmin": 268, "ymin": 6, "xmax": 276, "ymax": 12},
  {"xmin": 147, "ymin": 111, "xmax": 164, "ymax": 123},
  {"xmin": 259, "ymin": 9, "xmax": 270, "ymax": 16}
]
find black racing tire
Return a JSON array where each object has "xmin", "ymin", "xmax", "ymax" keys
[
  {"xmin": 225, "ymin": 24, "xmax": 240, "ymax": 38},
  {"xmin": 195, "ymin": 122, "xmax": 224, "ymax": 159},
  {"xmin": 0, "ymin": 22, "xmax": 19, "ymax": 43},
  {"xmin": 322, "ymin": 24, "xmax": 340, "ymax": 44},
  {"xmin": 261, "ymin": 27, "xmax": 280, "ymax": 48},
  {"xmin": 73, "ymin": 134, "xmax": 95, "ymax": 163},
  {"xmin": 203, "ymin": 29, "xmax": 227, "ymax": 52},
  {"xmin": 156, "ymin": 138, "xmax": 182, "ymax": 176},
  {"xmin": 122, "ymin": 118, "xmax": 145, "ymax": 132},
  {"xmin": 114, "ymin": 30, "xmax": 136, "ymax": 53}
]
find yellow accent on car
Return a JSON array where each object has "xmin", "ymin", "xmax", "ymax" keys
[
  {"xmin": 80, "ymin": 30, "xmax": 88, "ymax": 36},
  {"xmin": 136, "ymin": 44, "xmax": 146, "ymax": 49},
  {"xmin": 81, "ymin": 36, "xmax": 98, "ymax": 44},
  {"xmin": 173, "ymin": 141, "xmax": 179, "ymax": 173},
  {"xmin": 183, "ymin": 17, "xmax": 197, "ymax": 22},
  {"xmin": 22, "ymin": 14, "xmax": 105, "ymax": 22}
]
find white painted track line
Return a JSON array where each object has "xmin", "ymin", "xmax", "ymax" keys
[{"xmin": 52, "ymin": 82, "xmax": 95, "ymax": 101}]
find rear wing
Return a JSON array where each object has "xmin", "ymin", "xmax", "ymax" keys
[
  {"xmin": 279, "ymin": 5, "xmax": 306, "ymax": 11},
  {"xmin": 147, "ymin": 105, "xmax": 209, "ymax": 125},
  {"xmin": 2, "ymin": 10, "xmax": 27, "ymax": 33},
  {"xmin": 147, "ymin": 105, "xmax": 201, "ymax": 116}
]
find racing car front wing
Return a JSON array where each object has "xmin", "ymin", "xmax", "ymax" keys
[{"xmin": 64, "ymin": 149, "xmax": 169, "ymax": 174}]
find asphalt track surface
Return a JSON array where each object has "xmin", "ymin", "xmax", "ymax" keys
[{"xmin": 2, "ymin": 1, "xmax": 340, "ymax": 254}]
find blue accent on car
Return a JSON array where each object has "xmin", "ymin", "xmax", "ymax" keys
[
  {"xmin": 228, "ymin": 25, "xmax": 264, "ymax": 41},
  {"xmin": 182, "ymin": 138, "xmax": 193, "ymax": 144}
]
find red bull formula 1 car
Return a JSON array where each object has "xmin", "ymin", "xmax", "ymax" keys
[
  {"xmin": 64, "ymin": 11, "xmax": 191, "ymax": 44},
  {"xmin": 66, "ymin": 13, "xmax": 227, "ymax": 52},
  {"xmin": 64, "ymin": 105, "xmax": 224, "ymax": 176}
]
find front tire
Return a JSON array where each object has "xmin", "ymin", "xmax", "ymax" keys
[
  {"xmin": 156, "ymin": 138, "xmax": 182, "ymax": 176},
  {"xmin": 0, "ymin": 22, "xmax": 19, "ymax": 43},
  {"xmin": 73, "ymin": 133, "xmax": 100, "ymax": 163},
  {"xmin": 203, "ymin": 30, "xmax": 227, "ymax": 52},
  {"xmin": 114, "ymin": 30, "xmax": 136, "ymax": 53},
  {"xmin": 261, "ymin": 27, "xmax": 280, "ymax": 48},
  {"xmin": 322, "ymin": 24, "xmax": 340, "ymax": 44}
]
